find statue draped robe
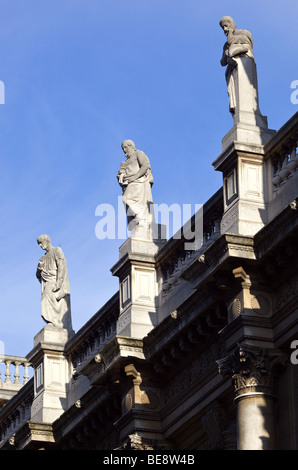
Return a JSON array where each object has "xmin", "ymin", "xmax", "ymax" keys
[{"xmin": 36, "ymin": 246, "xmax": 73, "ymax": 332}]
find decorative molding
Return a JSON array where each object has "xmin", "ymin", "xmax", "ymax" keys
[
  {"xmin": 230, "ymin": 298, "xmax": 242, "ymax": 318},
  {"xmin": 162, "ymin": 339, "xmax": 225, "ymax": 406},
  {"xmin": 251, "ymin": 294, "xmax": 270, "ymax": 316},
  {"xmin": 123, "ymin": 364, "xmax": 160, "ymax": 412},
  {"xmin": 201, "ymin": 404, "xmax": 228, "ymax": 449},
  {"xmin": 275, "ymin": 274, "xmax": 298, "ymax": 311}
]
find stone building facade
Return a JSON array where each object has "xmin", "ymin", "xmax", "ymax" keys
[
  {"xmin": 0, "ymin": 108, "xmax": 297, "ymax": 451},
  {"xmin": 0, "ymin": 15, "xmax": 298, "ymax": 449}
]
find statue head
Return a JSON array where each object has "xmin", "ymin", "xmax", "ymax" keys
[
  {"xmin": 121, "ymin": 139, "xmax": 136, "ymax": 158},
  {"xmin": 37, "ymin": 234, "xmax": 52, "ymax": 251},
  {"xmin": 219, "ymin": 16, "xmax": 236, "ymax": 37}
]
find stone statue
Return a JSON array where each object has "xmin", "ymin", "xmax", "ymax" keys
[
  {"xmin": 117, "ymin": 140, "xmax": 154, "ymax": 234},
  {"xmin": 36, "ymin": 234, "xmax": 73, "ymax": 334},
  {"xmin": 219, "ymin": 16, "xmax": 263, "ymax": 126}
]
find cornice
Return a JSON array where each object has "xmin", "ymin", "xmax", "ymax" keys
[
  {"xmin": 254, "ymin": 197, "xmax": 298, "ymax": 260},
  {"xmin": 76, "ymin": 336, "xmax": 145, "ymax": 384},
  {"xmin": 264, "ymin": 111, "xmax": 298, "ymax": 157},
  {"xmin": 181, "ymin": 233, "xmax": 255, "ymax": 288}
]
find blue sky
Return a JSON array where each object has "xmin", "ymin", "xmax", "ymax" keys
[{"xmin": 0, "ymin": 0, "xmax": 297, "ymax": 357}]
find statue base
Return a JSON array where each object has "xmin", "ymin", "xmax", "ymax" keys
[
  {"xmin": 213, "ymin": 141, "xmax": 271, "ymax": 237},
  {"xmin": 119, "ymin": 222, "xmax": 167, "ymax": 259},
  {"xmin": 33, "ymin": 323, "xmax": 74, "ymax": 348},
  {"xmin": 112, "ymin": 224, "xmax": 166, "ymax": 338},
  {"xmin": 222, "ymin": 120, "xmax": 276, "ymax": 153},
  {"xmin": 27, "ymin": 325, "xmax": 72, "ymax": 424}
]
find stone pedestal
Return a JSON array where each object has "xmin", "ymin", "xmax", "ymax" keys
[
  {"xmin": 222, "ymin": 123, "xmax": 275, "ymax": 153},
  {"xmin": 217, "ymin": 55, "xmax": 276, "ymax": 237},
  {"xmin": 27, "ymin": 324, "xmax": 71, "ymax": 423},
  {"xmin": 111, "ymin": 225, "xmax": 166, "ymax": 338},
  {"xmin": 213, "ymin": 142, "xmax": 272, "ymax": 236}
]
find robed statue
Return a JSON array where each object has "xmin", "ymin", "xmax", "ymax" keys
[
  {"xmin": 36, "ymin": 234, "xmax": 73, "ymax": 334},
  {"xmin": 117, "ymin": 140, "xmax": 154, "ymax": 235}
]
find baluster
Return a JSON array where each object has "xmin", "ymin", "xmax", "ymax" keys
[
  {"xmin": 288, "ymin": 145, "xmax": 298, "ymax": 173},
  {"xmin": 162, "ymin": 268, "xmax": 170, "ymax": 294},
  {"xmin": 279, "ymin": 155, "xmax": 291, "ymax": 181},
  {"xmin": 23, "ymin": 362, "xmax": 30, "ymax": 384},
  {"xmin": 272, "ymin": 154, "xmax": 282, "ymax": 187},
  {"xmin": 14, "ymin": 361, "xmax": 21, "ymax": 385},
  {"xmin": 4, "ymin": 360, "xmax": 12, "ymax": 384}
]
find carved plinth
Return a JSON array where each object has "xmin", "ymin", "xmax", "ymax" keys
[
  {"xmin": 119, "ymin": 223, "xmax": 166, "ymax": 259},
  {"xmin": 213, "ymin": 142, "xmax": 272, "ymax": 236},
  {"xmin": 222, "ymin": 122, "xmax": 276, "ymax": 153},
  {"xmin": 33, "ymin": 324, "xmax": 71, "ymax": 347},
  {"xmin": 27, "ymin": 325, "xmax": 71, "ymax": 423},
  {"xmin": 114, "ymin": 254, "xmax": 158, "ymax": 337},
  {"xmin": 112, "ymin": 227, "xmax": 165, "ymax": 339}
]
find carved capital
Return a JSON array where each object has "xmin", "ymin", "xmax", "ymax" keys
[{"xmin": 217, "ymin": 343, "xmax": 287, "ymax": 398}]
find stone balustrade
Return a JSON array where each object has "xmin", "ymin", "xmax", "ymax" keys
[
  {"xmin": 265, "ymin": 112, "xmax": 298, "ymax": 190},
  {"xmin": 0, "ymin": 355, "xmax": 32, "ymax": 389},
  {"xmin": 264, "ymin": 112, "xmax": 298, "ymax": 223},
  {"xmin": 67, "ymin": 293, "xmax": 119, "ymax": 376},
  {"xmin": 0, "ymin": 355, "xmax": 33, "ymax": 422},
  {"xmin": 157, "ymin": 188, "xmax": 223, "ymax": 297},
  {"xmin": 0, "ymin": 378, "xmax": 34, "ymax": 447},
  {"xmin": 272, "ymin": 142, "xmax": 298, "ymax": 188}
]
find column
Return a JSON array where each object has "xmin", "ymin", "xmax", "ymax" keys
[{"xmin": 217, "ymin": 343, "xmax": 286, "ymax": 450}]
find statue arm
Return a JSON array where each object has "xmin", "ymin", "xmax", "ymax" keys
[
  {"xmin": 229, "ymin": 43, "xmax": 250, "ymax": 58},
  {"xmin": 228, "ymin": 30, "xmax": 253, "ymax": 58},
  {"xmin": 125, "ymin": 151, "xmax": 150, "ymax": 183},
  {"xmin": 220, "ymin": 43, "xmax": 229, "ymax": 66},
  {"xmin": 117, "ymin": 162, "xmax": 126, "ymax": 186},
  {"xmin": 36, "ymin": 267, "xmax": 42, "ymax": 283},
  {"xmin": 36, "ymin": 256, "xmax": 44, "ymax": 283}
]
